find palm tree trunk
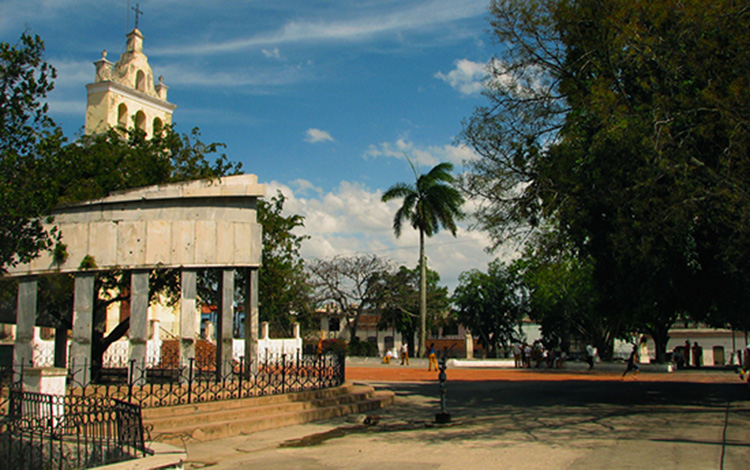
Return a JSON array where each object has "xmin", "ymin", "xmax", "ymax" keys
[{"xmin": 419, "ymin": 228, "xmax": 426, "ymax": 357}]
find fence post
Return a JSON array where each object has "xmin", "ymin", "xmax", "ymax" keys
[
  {"xmin": 238, "ymin": 356, "xmax": 245, "ymax": 396},
  {"xmin": 188, "ymin": 358, "xmax": 195, "ymax": 404},
  {"xmin": 128, "ymin": 360, "xmax": 136, "ymax": 402},
  {"xmin": 339, "ymin": 350, "xmax": 346, "ymax": 385},
  {"xmin": 281, "ymin": 353, "xmax": 286, "ymax": 395}
]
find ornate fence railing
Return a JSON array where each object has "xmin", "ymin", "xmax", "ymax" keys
[
  {"xmin": 0, "ymin": 389, "xmax": 150, "ymax": 470},
  {"xmin": 66, "ymin": 351, "xmax": 345, "ymax": 408},
  {"xmin": 0, "ymin": 350, "xmax": 344, "ymax": 468}
]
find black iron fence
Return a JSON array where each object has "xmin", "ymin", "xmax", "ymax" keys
[
  {"xmin": 0, "ymin": 351, "xmax": 345, "ymax": 468},
  {"xmin": 68, "ymin": 350, "xmax": 345, "ymax": 408},
  {"xmin": 0, "ymin": 388, "xmax": 150, "ymax": 470}
]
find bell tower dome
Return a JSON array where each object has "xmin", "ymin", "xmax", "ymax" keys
[{"xmin": 85, "ymin": 28, "xmax": 177, "ymax": 137}]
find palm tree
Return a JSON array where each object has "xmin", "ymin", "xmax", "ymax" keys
[{"xmin": 381, "ymin": 159, "xmax": 464, "ymax": 357}]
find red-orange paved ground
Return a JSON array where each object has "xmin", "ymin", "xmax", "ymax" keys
[{"xmin": 347, "ymin": 366, "xmax": 740, "ymax": 384}]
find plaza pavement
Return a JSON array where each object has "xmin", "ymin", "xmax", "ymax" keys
[{"xmin": 182, "ymin": 357, "xmax": 750, "ymax": 470}]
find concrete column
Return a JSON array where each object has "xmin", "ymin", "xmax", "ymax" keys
[
  {"xmin": 465, "ymin": 331, "xmax": 474, "ymax": 359},
  {"xmin": 243, "ymin": 268, "xmax": 259, "ymax": 373},
  {"xmin": 129, "ymin": 270, "xmax": 149, "ymax": 381},
  {"xmin": 70, "ymin": 273, "xmax": 95, "ymax": 387},
  {"xmin": 14, "ymin": 276, "xmax": 38, "ymax": 369},
  {"xmin": 216, "ymin": 269, "xmax": 234, "ymax": 377},
  {"xmin": 53, "ymin": 327, "xmax": 68, "ymax": 368},
  {"xmin": 180, "ymin": 269, "xmax": 198, "ymax": 368}
]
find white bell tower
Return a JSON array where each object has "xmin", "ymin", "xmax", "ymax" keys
[{"xmin": 85, "ymin": 28, "xmax": 176, "ymax": 138}]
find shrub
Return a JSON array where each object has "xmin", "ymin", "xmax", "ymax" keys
[
  {"xmin": 348, "ymin": 339, "xmax": 378, "ymax": 357},
  {"xmin": 320, "ymin": 338, "xmax": 347, "ymax": 355}
]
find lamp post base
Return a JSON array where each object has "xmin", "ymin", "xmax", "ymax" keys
[{"xmin": 435, "ymin": 412, "xmax": 451, "ymax": 424}]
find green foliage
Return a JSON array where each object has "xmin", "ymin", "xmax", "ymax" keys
[
  {"xmin": 257, "ymin": 191, "xmax": 313, "ymax": 337},
  {"xmin": 0, "ymin": 33, "xmax": 64, "ymax": 272},
  {"xmin": 52, "ymin": 242, "xmax": 68, "ymax": 266},
  {"xmin": 78, "ymin": 255, "xmax": 97, "ymax": 270},
  {"xmin": 320, "ymin": 338, "xmax": 347, "ymax": 355},
  {"xmin": 462, "ymin": 0, "xmax": 750, "ymax": 361},
  {"xmin": 347, "ymin": 338, "xmax": 377, "ymax": 357},
  {"xmin": 373, "ymin": 265, "xmax": 450, "ymax": 339},
  {"xmin": 515, "ymin": 230, "xmax": 622, "ymax": 359},
  {"xmin": 56, "ymin": 126, "xmax": 242, "ymax": 205},
  {"xmin": 452, "ymin": 259, "xmax": 526, "ymax": 357},
  {"xmin": 381, "ymin": 160, "xmax": 465, "ymax": 238}
]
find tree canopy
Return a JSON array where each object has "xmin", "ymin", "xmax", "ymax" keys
[
  {"xmin": 461, "ymin": 0, "xmax": 750, "ymax": 360},
  {"xmin": 452, "ymin": 259, "xmax": 526, "ymax": 358},
  {"xmin": 372, "ymin": 264, "xmax": 450, "ymax": 351},
  {"xmin": 257, "ymin": 191, "xmax": 313, "ymax": 337},
  {"xmin": 0, "ymin": 33, "xmax": 63, "ymax": 272}
]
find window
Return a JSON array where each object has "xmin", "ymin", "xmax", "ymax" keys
[
  {"xmin": 136, "ymin": 70, "xmax": 146, "ymax": 92},
  {"xmin": 135, "ymin": 111, "xmax": 146, "ymax": 133},
  {"xmin": 117, "ymin": 103, "xmax": 128, "ymax": 129},
  {"xmin": 328, "ymin": 317, "xmax": 340, "ymax": 332}
]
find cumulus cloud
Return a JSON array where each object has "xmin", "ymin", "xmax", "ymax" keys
[
  {"xmin": 364, "ymin": 139, "xmax": 478, "ymax": 167},
  {"xmin": 304, "ymin": 128, "xmax": 335, "ymax": 143},
  {"xmin": 264, "ymin": 179, "xmax": 504, "ymax": 291},
  {"xmin": 435, "ymin": 59, "xmax": 488, "ymax": 96}
]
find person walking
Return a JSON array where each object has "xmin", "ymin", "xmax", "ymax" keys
[
  {"xmin": 622, "ymin": 345, "xmax": 640, "ymax": 379},
  {"xmin": 585, "ymin": 344, "xmax": 596, "ymax": 371},
  {"xmin": 400, "ymin": 343, "xmax": 410, "ymax": 365},
  {"xmin": 428, "ymin": 343, "xmax": 438, "ymax": 371}
]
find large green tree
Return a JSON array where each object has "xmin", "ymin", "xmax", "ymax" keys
[
  {"xmin": 381, "ymin": 160, "xmax": 464, "ymax": 356},
  {"xmin": 257, "ymin": 192, "xmax": 313, "ymax": 337},
  {"xmin": 516, "ymin": 231, "xmax": 622, "ymax": 359},
  {"xmin": 462, "ymin": 0, "xmax": 750, "ymax": 361},
  {"xmin": 372, "ymin": 264, "xmax": 450, "ymax": 353},
  {"xmin": 453, "ymin": 259, "xmax": 526, "ymax": 358},
  {"xmin": 1, "ymin": 33, "xmax": 64, "ymax": 272}
]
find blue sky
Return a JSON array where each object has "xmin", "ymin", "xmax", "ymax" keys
[{"xmin": 2, "ymin": 0, "xmax": 514, "ymax": 290}]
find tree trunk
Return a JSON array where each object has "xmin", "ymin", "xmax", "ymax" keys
[
  {"xmin": 418, "ymin": 229, "xmax": 427, "ymax": 358},
  {"xmin": 647, "ymin": 325, "xmax": 671, "ymax": 363}
]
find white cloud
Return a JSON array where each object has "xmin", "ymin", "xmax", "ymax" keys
[
  {"xmin": 152, "ymin": 0, "xmax": 486, "ymax": 56},
  {"xmin": 304, "ymin": 128, "xmax": 335, "ymax": 144},
  {"xmin": 264, "ymin": 178, "xmax": 503, "ymax": 291},
  {"xmin": 262, "ymin": 48, "xmax": 282, "ymax": 59},
  {"xmin": 364, "ymin": 139, "xmax": 477, "ymax": 168},
  {"xmin": 435, "ymin": 59, "xmax": 488, "ymax": 96}
]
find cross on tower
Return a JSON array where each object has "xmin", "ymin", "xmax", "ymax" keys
[{"xmin": 132, "ymin": 3, "xmax": 144, "ymax": 30}]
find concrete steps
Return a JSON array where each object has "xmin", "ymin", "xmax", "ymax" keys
[{"xmin": 145, "ymin": 381, "xmax": 393, "ymax": 445}]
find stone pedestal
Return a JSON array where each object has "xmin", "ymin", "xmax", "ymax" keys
[{"xmin": 22, "ymin": 367, "xmax": 67, "ymax": 395}]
